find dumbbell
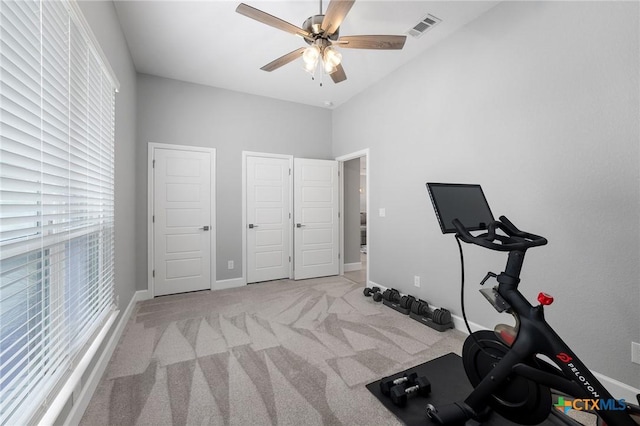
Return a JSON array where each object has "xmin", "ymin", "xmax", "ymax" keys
[
  {"xmin": 379, "ymin": 372, "xmax": 418, "ymax": 396},
  {"xmin": 363, "ymin": 286, "xmax": 381, "ymax": 298},
  {"xmin": 410, "ymin": 299, "xmax": 452, "ymax": 326},
  {"xmin": 390, "ymin": 376, "xmax": 432, "ymax": 406},
  {"xmin": 382, "ymin": 288, "xmax": 401, "ymax": 303},
  {"xmin": 431, "ymin": 308, "xmax": 452, "ymax": 325},
  {"xmin": 411, "ymin": 298, "xmax": 430, "ymax": 316},
  {"xmin": 399, "ymin": 295, "xmax": 416, "ymax": 310}
]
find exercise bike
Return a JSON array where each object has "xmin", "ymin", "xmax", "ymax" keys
[{"xmin": 425, "ymin": 183, "xmax": 640, "ymax": 426}]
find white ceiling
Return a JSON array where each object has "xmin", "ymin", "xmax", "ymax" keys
[{"xmin": 114, "ymin": 1, "xmax": 500, "ymax": 108}]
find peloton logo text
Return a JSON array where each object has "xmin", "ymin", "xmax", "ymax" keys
[
  {"xmin": 554, "ymin": 397, "xmax": 627, "ymax": 414},
  {"xmin": 556, "ymin": 353, "xmax": 601, "ymax": 399}
]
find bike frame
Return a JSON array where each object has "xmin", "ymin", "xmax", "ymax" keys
[{"xmin": 464, "ymin": 249, "xmax": 637, "ymax": 426}]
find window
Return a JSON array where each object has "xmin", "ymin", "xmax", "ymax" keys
[{"xmin": 0, "ymin": 0, "xmax": 117, "ymax": 423}]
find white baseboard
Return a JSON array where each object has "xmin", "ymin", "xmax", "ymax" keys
[
  {"xmin": 135, "ymin": 288, "xmax": 152, "ymax": 302},
  {"xmin": 367, "ymin": 280, "xmax": 387, "ymax": 291},
  {"xmin": 63, "ymin": 289, "xmax": 145, "ymax": 426},
  {"xmin": 451, "ymin": 313, "xmax": 488, "ymax": 334},
  {"xmin": 215, "ymin": 277, "xmax": 246, "ymax": 290},
  {"xmin": 344, "ymin": 262, "xmax": 362, "ymax": 272},
  {"xmin": 593, "ymin": 371, "xmax": 640, "ymax": 402},
  {"xmin": 592, "ymin": 371, "xmax": 640, "ymax": 404}
]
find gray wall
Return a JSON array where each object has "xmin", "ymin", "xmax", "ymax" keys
[
  {"xmin": 136, "ymin": 75, "xmax": 333, "ymax": 284},
  {"xmin": 344, "ymin": 158, "xmax": 361, "ymax": 265},
  {"xmin": 332, "ymin": 1, "xmax": 640, "ymax": 388}
]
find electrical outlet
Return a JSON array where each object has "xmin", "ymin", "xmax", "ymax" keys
[
  {"xmin": 414, "ymin": 275, "xmax": 421, "ymax": 288},
  {"xmin": 632, "ymin": 342, "xmax": 640, "ymax": 365},
  {"xmin": 379, "ymin": 208, "xmax": 386, "ymax": 217},
  {"xmin": 228, "ymin": 260, "xmax": 234, "ymax": 270}
]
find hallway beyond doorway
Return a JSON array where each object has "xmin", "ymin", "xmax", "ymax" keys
[{"xmin": 343, "ymin": 252, "xmax": 367, "ymax": 285}]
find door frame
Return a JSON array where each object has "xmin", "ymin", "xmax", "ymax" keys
[
  {"xmin": 336, "ymin": 148, "xmax": 370, "ymax": 284},
  {"xmin": 148, "ymin": 142, "xmax": 217, "ymax": 297},
  {"xmin": 242, "ymin": 151, "xmax": 294, "ymax": 285}
]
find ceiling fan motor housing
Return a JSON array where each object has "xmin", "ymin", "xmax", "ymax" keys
[{"xmin": 303, "ymin": 15, "xmax": 339, "ymax": 44}]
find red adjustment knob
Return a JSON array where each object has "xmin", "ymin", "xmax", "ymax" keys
[{"xmin": 537, "ymin": 292, "xmax": 554, "ymax": 306}]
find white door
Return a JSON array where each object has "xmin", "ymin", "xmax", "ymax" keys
[
  {"xmin": 246, "ymin": 156, "xmax": 291, "ymax": 283},
  {"xmin": 153, "ymin": 148, "xmax": 213, "ymax": 296},
  {"xmin": 294, "ymin": 158, "xmax": 339, "ymax": 280}
]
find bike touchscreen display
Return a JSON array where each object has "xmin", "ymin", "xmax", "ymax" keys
[{"xmin": 426, "ymin": 183, "xmax": 494, "ymax": 234}]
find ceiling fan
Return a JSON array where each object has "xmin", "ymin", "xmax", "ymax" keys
[{"xmin": 236, "ymin": 0, "xmax": 407, "ymax": 84}]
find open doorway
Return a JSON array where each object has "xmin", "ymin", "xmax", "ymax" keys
[{"xmin": 337, "ymin": 150, "xmax": 369, "ymax": 286}]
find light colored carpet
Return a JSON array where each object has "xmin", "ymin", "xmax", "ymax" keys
[{"xmin": 80, "ymin": 275, "xmax": 467, "ymax": 426}]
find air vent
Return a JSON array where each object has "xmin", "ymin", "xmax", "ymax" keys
[{"xmin": 407, "ymin": 14, "xmax": 441, "ymax": 38}]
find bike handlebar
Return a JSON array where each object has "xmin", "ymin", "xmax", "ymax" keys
[{"xmin": 452, "ymin": 216, "xmax": 548, "ymax": 252}]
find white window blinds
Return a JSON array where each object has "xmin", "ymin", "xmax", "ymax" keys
[{"xmin": 0, "ymin": 0, "xmax": 116, "ymax": 424}]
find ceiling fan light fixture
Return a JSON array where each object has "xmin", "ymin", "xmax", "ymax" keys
[
  {"xmin": 323, "ymin": 61, "xmax": 337, "ymax": 74},
  {"xmin": 303, "ymin": 58, "xmax": 318, "ymax": 75},
  {"xmin": 323, "ymin": 46, "xmax": 342, "ymax": 67},
  {"xmin": 302, "ymin": 45, "xmax": 321, "ymax": 65}
]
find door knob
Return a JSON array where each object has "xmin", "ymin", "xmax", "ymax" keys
[
  {"xmin": 296, "ymin": 223, "xmax": 305, "ymax": 228},
  {"xmin": 249, "ymin": 224, "xmax": 258, "ymax": 229},
  {"xmin": 200, "ymin": 226, "xmax": 210, "ymax": 231}
]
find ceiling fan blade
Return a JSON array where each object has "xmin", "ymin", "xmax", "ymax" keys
[
  {"xmin": 330, "ymin": 63, "xmax": 347, "ymax": 83},
  {"xmin": 236, "ymin": 3, "xmax": 311, "ymax": 39},
  {"xmin": 321, "ymin": 0, "xmax": 355, "ymax": 36},
  {"xmin": 260, "ymin": 47, "xmax": 306, "ymax": 72},
  {"xmin": 336, "ymin": 35, "xmax": 406, "ymax": 50}
]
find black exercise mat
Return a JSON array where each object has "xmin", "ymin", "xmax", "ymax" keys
[{"xmin": 366, "ymin": 352, "xmax": 563, "ymax": 426}]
